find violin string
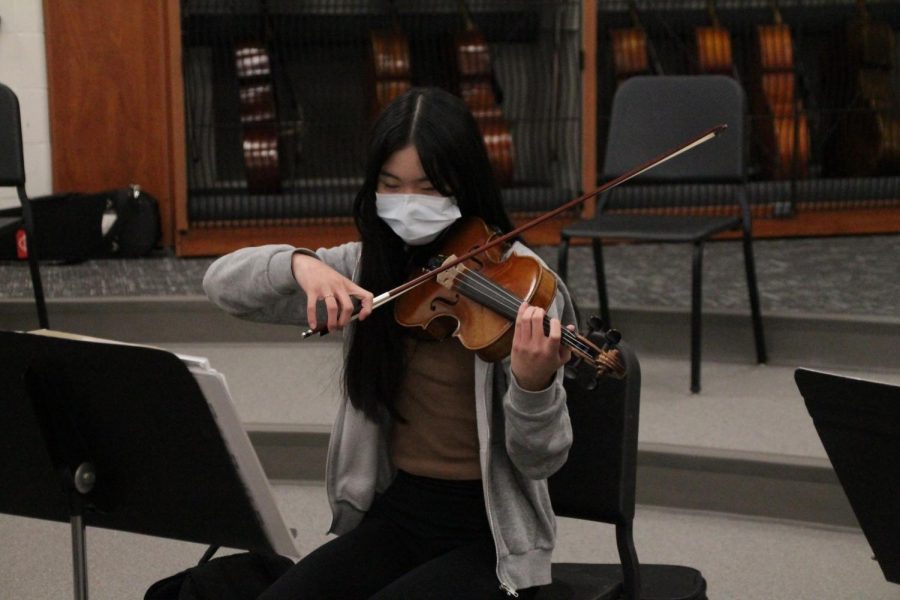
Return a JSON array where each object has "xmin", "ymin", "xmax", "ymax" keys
[
  {"xmin": 461, "ymin": 273, "xmax": 600, "ymax": 363},
  {"xmin": 452, "ymin": 267, "xmax": 596, "ymax": 359},
  {"xmin": 455, "ymin": 269, "xmax": 591, "ymax": 354}
]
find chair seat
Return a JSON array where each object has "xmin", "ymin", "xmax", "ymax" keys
[
  {"xmin": 561, "ymin": 214, "xmax": 742, "ymax": 243},
  {"xmin": 537, "ymin": 563, "xmax": 622, "ymax": 600},
  {"xmin": 537, "ymin": 563, "xmax": 707, "ymax": 600}
]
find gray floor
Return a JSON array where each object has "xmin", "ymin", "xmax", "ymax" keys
[
  {"xmin": 158, "ymin": 339, "xmax": 900, "ymax": 461},
  {"xmin": 1, "ymin": 483, "xmax": 897, "ymax": 600},
  {"xmin": 2, "ymin": 234, "xmax": 899, "ymax": 598}
]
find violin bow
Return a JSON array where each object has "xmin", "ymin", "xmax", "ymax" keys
[{"xmin": 302, "ymin": 123, "xmax": 726, "ymax": 338}]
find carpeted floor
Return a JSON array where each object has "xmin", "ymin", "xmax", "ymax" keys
[{"xmin": 2, "ymin": 234, "xmax": 898, "ymax": 317}]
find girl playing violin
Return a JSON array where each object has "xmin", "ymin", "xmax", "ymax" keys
[{"xmin": 203, "ymin": 87, "xmax": 577, "ymax": 598}]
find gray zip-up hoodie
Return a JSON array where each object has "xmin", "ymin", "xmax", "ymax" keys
[{"xmin": 203, "ymin": 240, "xmax": 575, "ymax": 594}]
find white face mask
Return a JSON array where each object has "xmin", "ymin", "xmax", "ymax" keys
[{"xmin": 375, "ymin": 192, "xmax": 462, "ymax": 245}]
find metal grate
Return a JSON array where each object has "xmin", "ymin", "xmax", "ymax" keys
[
  {"xmin": 597, "ymin": 0, "xmax": 900, "ymax": 216},
  {"xmin": 180, "ymin": 0, "xmax": 582, "ymax": 228}
]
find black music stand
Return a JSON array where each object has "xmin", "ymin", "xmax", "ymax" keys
[
  {"xmin": 0, "ymin": 331, "xmax": 298, "ymax": 600},
  {"xmin": 795, "ymin": 368, "xmax": 900, "ymax": 585}
]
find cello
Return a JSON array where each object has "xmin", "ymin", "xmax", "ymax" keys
[
  {"xmin": 609, "ymin": 0, "xmax": 663, "ymax": 85},
  {"xmin": 694, "ymin": 0, "xmax": 734, "ymax": 77},
  {"xmin": 233, "ymin": 0, "xmax": 288, "ymax": 194},
  {"xmin": 824, "ymin": 0, "xmax": 900, "ymax": 176},
  {"xmin": 368, "ymin": 0, "xmax": 412, "ymax": 121},
  {"xmin": 751, "ymin": 0, "xmax": 810, "ymax": 180},
  {"xmin": 235, "ymin": 40, "xmax": 281, "ymax": 194},
  {"xmin": 453, "ymin": 0, "xmax": 514, "ymax": 185}
]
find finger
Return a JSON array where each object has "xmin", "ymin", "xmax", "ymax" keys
[
  {"xmin": 337, "ymin": 290, "xmax": 354, "ymax": 327},
  {"xmin": 549, "ymin": 318, "xmax": 570, "ymax": 363},
  {"xmin": 548, "ymin": 317, "xmax": 562, "ymax": 344},
  {"xmin": 520, "ymin": 306, "xmax": 537, "ymax": 342},
  {"xmin": 350, "ymin": 284, "xmax": 375, "ymax": 321},
  {"xmin": 513, "ymin": 302, "xmax": 529, "ymax": 347},
  {"xmin": 307, "ymin": 294, "xmax": 319, "ymax": 330},
  {"xmin": 528, "ymin": 307, "xmax": 545, "ymax": 341},
  {"xmin": 324, "ymin": 294, "xmax": 339, "ymax": 332}
]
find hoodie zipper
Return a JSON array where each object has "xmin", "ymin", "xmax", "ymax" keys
[
  {"xmin": 479, "ymin": 363, "xmax": 518, "ymax": 597},
  {"xmin": 500, "ymin": 582, "xmax": 519, "ymax": 597}
]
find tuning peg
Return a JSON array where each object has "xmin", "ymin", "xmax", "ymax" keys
[
  {"xmin": 587, "ymin": 315, "xmax": 606, "ymax": 335},
  {"xmin": 603, "ymin": 328, "xmax": 622, "ymax": 349},
  {"xmin": 426, "ymin": 255, "xmax": 447, "ymax": 270}
]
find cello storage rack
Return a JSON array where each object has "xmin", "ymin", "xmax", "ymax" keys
[
  {"xmin": 596, "ymin": 0, "xmax": 900, "ymax": 221},
  {"xmin": 179, "ymin": 0, "xmax": 583, "ymax": 252}
]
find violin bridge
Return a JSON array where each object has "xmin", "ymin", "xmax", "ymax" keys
[{"xmin": 435, "ymin": 254, "xmax": 464, "ymax": 290}]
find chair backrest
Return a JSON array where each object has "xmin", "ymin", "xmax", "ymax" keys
[
  {"xmin": 0, "ymin": 83, "xmax": 26, "ymax": 187},
  {"xmin": 602, "ymin": 75, "xmax": 745, "ymax": 183},
  {"xmin": 549, "ymin": 340, "xmax": 641, "ymax": 525}
]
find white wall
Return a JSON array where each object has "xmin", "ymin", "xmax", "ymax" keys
[{"xmin": 0, "ymin": 0, "xmax": 52, "ymax": 209}]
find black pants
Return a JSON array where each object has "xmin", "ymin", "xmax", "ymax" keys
[{"xmin": 257, "ymin": 471, "xmax": 539, "ymax": 599}]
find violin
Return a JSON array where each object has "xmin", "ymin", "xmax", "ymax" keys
[
  {"xmin": 301, "ymin": 124, "xmax": 727, "ymax": 385},
  {"xmin": 394, "ymin": 217, "xmax": 624, "ymax": 379}
]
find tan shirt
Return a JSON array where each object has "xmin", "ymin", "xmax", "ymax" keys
[{"xmin": 391, "ymin": 335, "xmax": 481, "ymax": 480}]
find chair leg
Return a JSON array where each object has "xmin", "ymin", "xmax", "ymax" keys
[
  {"xmin": 19, "ymin": 186, "xmax": 49, "ymax": 329},
  {"xmin": 557, "ymin": 235, "xmax": 570, "ymax": 283},
  {"xmin": 616, "ymin": 522, "xmax": 641, "ymax": 600},
  {"xmin": 691, "ymin": 242, "xmax": 704, "ymax": 393},
  {"xmin": 591, "ymin": 239, "xmax": 612, "ymax": 328},
  {"xmin": 741, "ymin": 230, "xmax": 767, "ymax": 364},
  {"xmin": 25, "ymin": 245, "xmax": 49, "ymax": 329}
]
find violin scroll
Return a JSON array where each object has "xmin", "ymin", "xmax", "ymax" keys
[{"xmin": 566, "ymin": 316, "xmax": 626, "ymax": 389}]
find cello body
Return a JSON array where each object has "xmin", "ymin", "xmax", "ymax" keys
[
  {"xmin": 824, "ymin": 1, "xmax": 900, "ymax": 176},
  {"xmin": 609, "ymin": 1, "xmax": 663, "ymax": 85},
  {"xmin": 750, "ymin": 5, "xmax": 810, "ymax": 179},
  {"xmin": 454, "ymin": 4, "xmax": 514, "ymax": 185},
  {"xmin": 235, "ymin": 41, "xmax": 282, "ymax": 193},
  {"xmin": 694, "ymin": 0, "xmax": 733, "ymax": 76},
  {"xmin": 369, "ymin": 28, "xmax": 412, "ymax": 121}
]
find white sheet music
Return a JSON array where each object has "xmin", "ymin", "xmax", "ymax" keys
[{"xmin": 188, "ymin": 362, "xmax": 300, "ymax": 558}]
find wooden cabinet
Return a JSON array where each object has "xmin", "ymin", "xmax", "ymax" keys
[{"xmin": 44, "ymin": 0, "xmax": 186, "ymax": 249}]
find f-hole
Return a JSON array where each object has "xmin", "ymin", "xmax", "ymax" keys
[
  {"xmin": 431, "ymin": 293, "xmax": 460, "ymax": 311},
  {"xmin": 464, "ymin": 252, "xmax": 485, "ymax": 271}
]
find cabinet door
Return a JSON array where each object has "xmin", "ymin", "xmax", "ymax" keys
[{"xmin": 44, "ymin": 0, "xmax": 186, "ymax": 247}]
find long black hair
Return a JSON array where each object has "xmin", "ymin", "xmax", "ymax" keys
[{"xmin": 344, "ymin": 87, "xmax": 515, "ymax": 422}]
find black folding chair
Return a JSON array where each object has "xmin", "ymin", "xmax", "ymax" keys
[
  {"xmin": 558, "ymin": 76, "xmax": 766, "ymax": 393},
  {"xmin": 0, "ymin": 82, "xmax": 48, "ymax": 328},
  {"xmin": 538, "ymin": 340, "xmax": 707, "ymax": 600}
]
